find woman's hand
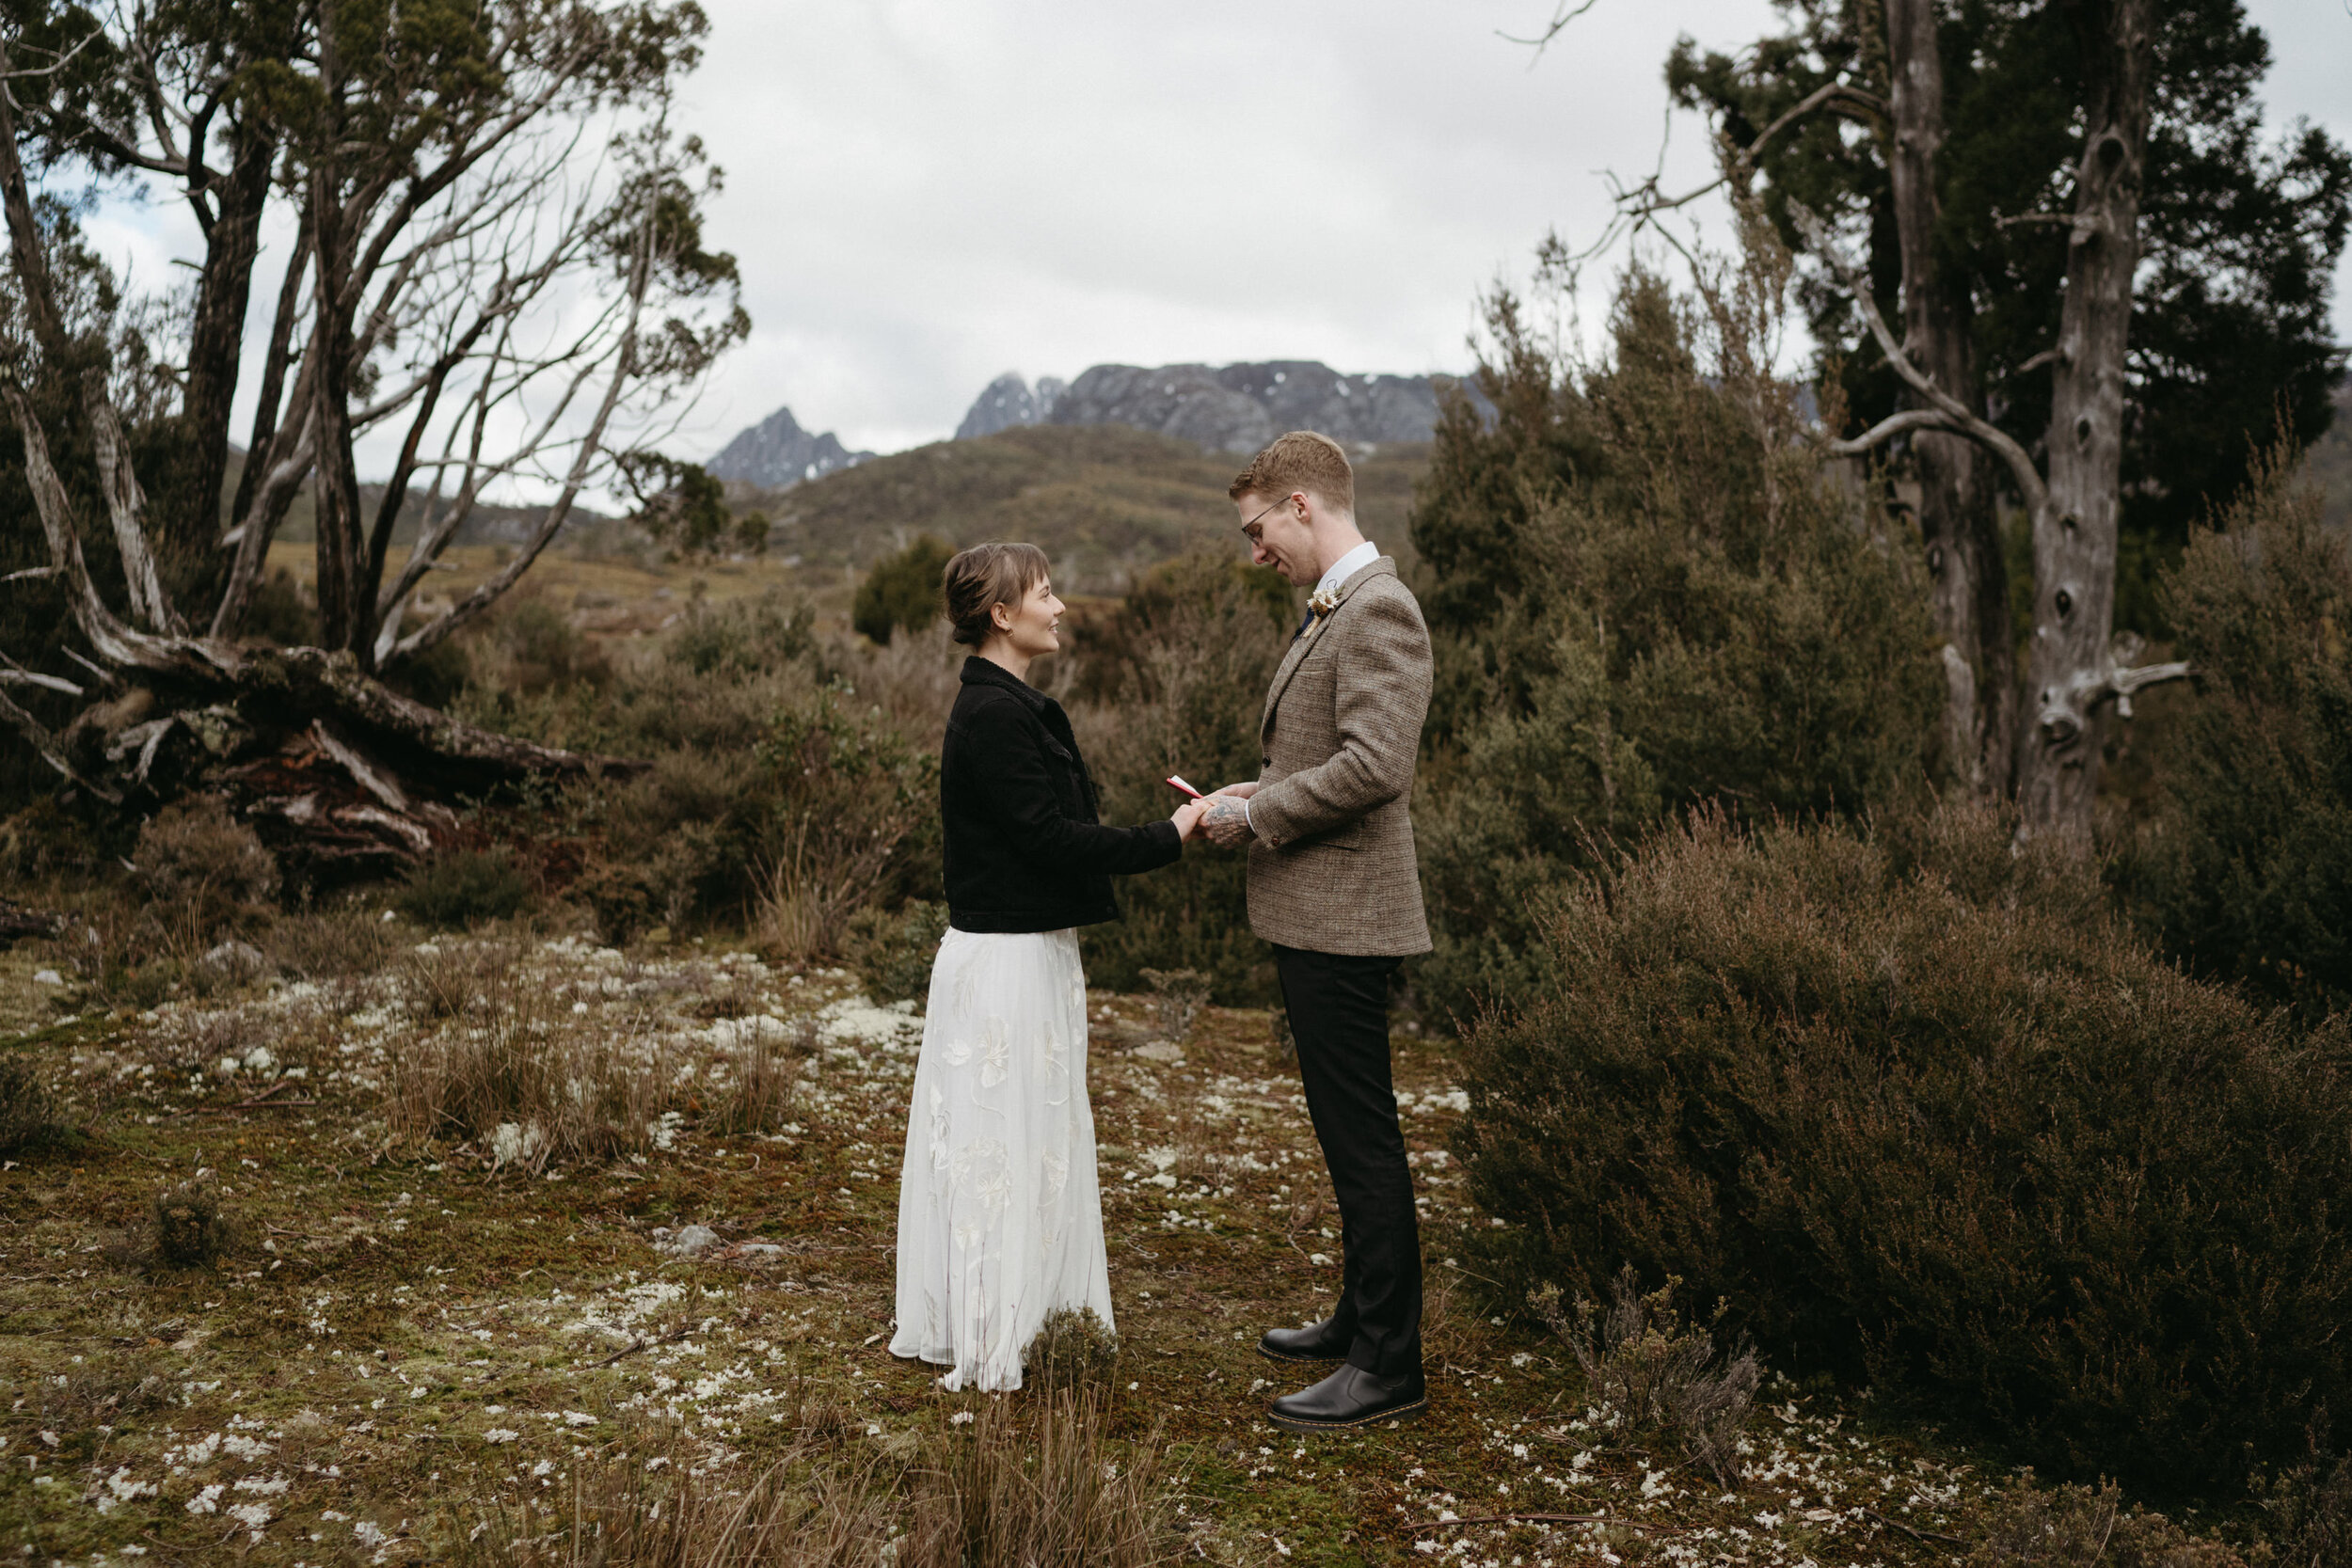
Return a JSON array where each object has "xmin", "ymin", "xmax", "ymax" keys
[{"xmin": 1170, "ymin": 799, "xmax": 1207, "ymax": 843}]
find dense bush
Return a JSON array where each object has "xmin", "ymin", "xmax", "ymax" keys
[
  {"xmin": 853, "ymin": 533, "xmax": 953, "ymax": 645},
  {"xmin": 1455, "ymin": 806, "xmax": 2352, "ymax": 1497},
  {"xmin": 395, "ymin": 847, "xmax": 534, "ymax": 930},
  {"xmin": 2115, "ymin": 447, "xmax": 2352, "ymax": 1022},
  {"xmin": 1408, "ymin": 260, "xmax": 1944, "ymax": 1019},
  {"xmin": 1073, "ymin": 552, "xmax": 1296, "ymax": 1006}
]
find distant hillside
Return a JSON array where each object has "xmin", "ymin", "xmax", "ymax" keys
[
  {"xmin": 950, "ymin": 360, "xmax": 1484, "ymax": 453},
  {"xmin": 706, "ymin": 405, "xmax": 873, "ymax": 488},
  {"xmin": 2304, "ymin": 380, "xmax": 2351, "ymax": 531},
  {"xmin": 755, "ymin": 423, "xmax": 1431, "ymax": 593}
]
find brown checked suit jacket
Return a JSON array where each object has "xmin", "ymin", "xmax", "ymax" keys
[{"xmin": 1245, "ymin": 556, "xmax": 1434, "ymax": 958}]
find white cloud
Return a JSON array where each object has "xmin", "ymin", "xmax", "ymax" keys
[{"xmin": 63, "ymin": 0, "xmax": 2352, "ymax": 474}]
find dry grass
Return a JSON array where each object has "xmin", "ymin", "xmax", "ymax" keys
[
  {"xmin": 903, "ymin": 1391, "xmax": 1187, "ymax": 1568},
  {"xmin": 464, "ymin": 1436, "xmax": 895, "ymax": 1566},
  {"xmin": 387, "ymin": 937, "xmax": 804, "ymax": 1169},
  {"xmin": 1531, "ymin": 1266, "xmax": 1762, "ymax": 1488}
]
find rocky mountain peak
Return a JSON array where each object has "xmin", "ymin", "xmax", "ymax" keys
[
  {"xmin": 954, "ymin": 372, "xmax": 1070, "ymax": 440},
  {"xmin": 706, "ymin": 405, "xmax": 873, "ymax": 490}
]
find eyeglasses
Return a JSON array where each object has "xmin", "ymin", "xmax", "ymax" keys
[{"xmin": 1240, "ymin": 494, "xmax": 1298, "ymax": 546}]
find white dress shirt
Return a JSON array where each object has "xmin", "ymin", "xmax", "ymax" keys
[
  {"xmin": 1313, "ymin": 539, "xmax": 1381, "ymax": 603},
  {"xmin": 1245, "ymin": 539, "xmax": 1378, "ymax": 835}
]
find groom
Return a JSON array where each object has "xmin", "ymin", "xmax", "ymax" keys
[{"xmin": 1200, "ymin": 431, "xmax": 1434, "ymax": 1432}]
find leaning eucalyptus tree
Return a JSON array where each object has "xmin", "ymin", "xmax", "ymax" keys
[{"xmin": 0, "ymin": 0, "xmax": 741, "ymax": 863}]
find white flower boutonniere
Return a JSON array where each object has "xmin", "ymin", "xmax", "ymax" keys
[{"xmin": 1308, "ymin": 586, "xmax": 1341, "ymax": 622}]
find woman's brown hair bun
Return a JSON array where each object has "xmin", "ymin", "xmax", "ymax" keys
[{"xmin": 942, "ymin": 542, "xmax": 1050, "ymax": 647}]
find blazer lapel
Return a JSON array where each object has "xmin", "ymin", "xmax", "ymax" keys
[{"xmin": 1260, "ymin": 557, "xmax": 1396, "ymax": 736}]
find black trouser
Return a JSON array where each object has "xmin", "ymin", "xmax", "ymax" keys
[{"xmin": 1273, "ymin": 943, "xmax": 1422, "ymax": 1380}]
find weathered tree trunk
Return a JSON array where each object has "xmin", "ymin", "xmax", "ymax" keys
[
  {"xmin": 2017, "ymin": 0, "xmax": 2153, "ymax": 846},
  {"xmin": 1883, "ymin": 0, "xmax": 2015, "ymax": 798},
  {"xmin": 166, "ymin": 124, "xmax": 278, "ymax": 596}
]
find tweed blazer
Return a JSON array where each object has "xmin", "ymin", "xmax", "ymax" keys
[{"xmin": 1246, "ymin": 556, "xmax": 1434, "ymax": 957}]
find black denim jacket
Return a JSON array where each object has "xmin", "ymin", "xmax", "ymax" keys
[{"xmin": 939, "ymin": 657, "xmax": 1181, "ymax": 933}]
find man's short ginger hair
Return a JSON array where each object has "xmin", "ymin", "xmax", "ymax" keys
[{"xmin": 1229, "ymin": 431, "xmax": 1355, "ymax": 516}]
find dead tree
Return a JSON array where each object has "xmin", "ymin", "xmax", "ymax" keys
[
  {"xmin": 1882, "ymin": 0, "xmax": 2013, "ymax": 800},
  {"xmin": 1548, "ymin": 0, "xmax": 2180, "ymax": 844},
  {"xmin": 0, "ymin": 2, "xmax": 742, "ymax": 872},
  {"xmin": 1812, "ymin": 0, "xmax": 2182, "ymax": 847}
]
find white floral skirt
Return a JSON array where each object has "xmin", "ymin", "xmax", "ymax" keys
[{"xmin": 889, "ymin": 927, "xmax": 1113, "ymax": 1391}]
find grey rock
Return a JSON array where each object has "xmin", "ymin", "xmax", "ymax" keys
[
  {"xmin": 658, "ymin": 1224, "xmax": 721, "ymax": 1258},
  {"xmin": 737, "ymin": 1243, "xmax": 786, "ymax": 1261},
  {"xmin": 1046, "ymin": 360, "xmax": 1486, "ymax": 453},
  {"xmin": 707, "ymin": 406, "xmax": 875, "ymax": 489},
  {"xmin": 200, "ymin": 940, "xmax": 269, "ymax": 978},
  {"xmin": 954, "ymin": 372, "xmax": 1069, "ymax": 439}
]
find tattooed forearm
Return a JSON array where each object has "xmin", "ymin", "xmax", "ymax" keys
[{"xmin": 1201, "ymin": 794, "xmax": 1255, "ymax": 847}]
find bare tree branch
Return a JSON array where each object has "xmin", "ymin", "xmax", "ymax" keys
[
  {"xmin": 1788, "ymin": 202, "xmax": 2050, "ymax": 517},
  {"xmin": 0, "ymin": 684, "xmax": 119, "ymax": 801}
]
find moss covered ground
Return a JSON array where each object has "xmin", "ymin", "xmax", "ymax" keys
[{"xmin": 3, "ymin": 930, "xmax": 2011, "ymax": 1565}]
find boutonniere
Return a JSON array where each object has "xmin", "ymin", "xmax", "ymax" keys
[{"xmin": 1308, "ymin": 587, "xmax": 1341, "ymax": 623}]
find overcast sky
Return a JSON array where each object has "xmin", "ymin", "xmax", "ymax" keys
[
  {"xmin": 675, "ymin": 0, "xmax": 2352, "ymax": 459},
  {"xmin": 79, "ymin": 0, "xmax": 2352, "ymax": 472}
]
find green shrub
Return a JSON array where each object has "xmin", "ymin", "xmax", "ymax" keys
[
  {"xmin": 1528, "ymin": 1267, "xmax": 1760, "ymax": 1487},
  {"xmin": 396, "ymin": 847, "xmax": 533, "ymax": 930},
  {"xmin": 2261, "ymin": 1454, "xmax": 2352, "ymax": 1568},
  {"xmin": 852, "ymin": 533, "xmax": 953, "ymax": 645},
  {"xmin": 1455, "ymin": 805, "xmax": 2352, "ymax": 1498},
  {"xmin": 1967, "ymin": 1481, "xmax": 2246, "ymax": 1567},
  {"xmin": 841, "ymin": 899, "xmax": 947, "ymax": 1004},
  {"xmin": 664, "ymin": 589, "xmax": 813, "ymax": 677},
  {"xmin": 2114, "ymin": 445, "xmax": 2352, "ymax": 1022},
  {"xmin": 1409, "ymin": 263, "xmax": 1943, "ymax": 1020}
]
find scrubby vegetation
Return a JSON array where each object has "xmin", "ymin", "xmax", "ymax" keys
[
  {"xmin": 1, "ymin": 234, "xmax": 2344, "ymax": 1561},
  {"xmin": 2115, "ymin": 443, "xmax": 2352, "ymax": 1022},
  {"xmin": 1454, "ymin": 805, "xmax": 2352, "ymax": 1497},
  {"xmin": 1407, "ymin": 263, "xmax": 1945, "ymax": 1019}
]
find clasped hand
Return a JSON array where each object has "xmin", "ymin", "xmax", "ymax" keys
[{"xmin": 1168, "ymin": 781, "xmax": 1257, "ymax": 847}]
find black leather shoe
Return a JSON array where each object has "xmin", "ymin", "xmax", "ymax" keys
[
  {"xmin": 1266, "ymin": 1364, "xmax": 1427, "ymax": 1432},
  {"xmin": 1258, "ymin": 1317, "xmax": 1349, "ymax": 1364}
]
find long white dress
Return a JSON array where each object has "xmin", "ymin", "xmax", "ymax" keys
[{"xmin": 889, "ymin": 926, "xmax": 1115, "ymax": 1391}]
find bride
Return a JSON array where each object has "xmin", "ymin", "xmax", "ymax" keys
[{"xmin": 889, "ymin": 541, "xmax": 1205, "ymax": 1391}]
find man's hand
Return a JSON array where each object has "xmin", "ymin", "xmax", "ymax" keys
[{"xmin": 1200, "ymin": 792, "xmax": 1255, "ymax": 847}]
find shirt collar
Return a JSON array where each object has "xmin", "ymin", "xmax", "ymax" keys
[{"xmin": 1314, "ymin": 539, "xmax": 1380, "ymax": 602}]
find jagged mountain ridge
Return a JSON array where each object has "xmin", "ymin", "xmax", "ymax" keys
[
  {"xmin": 956, "ymin": 372, "xmax": 1069, "ymax": 440},
  {"xmin": 706, "ymin": 405, "xmax": 873, "ymax": 489},
  {"xmin": 955, "ymin": 361, "xmax": 1484, "ymax": 453}
]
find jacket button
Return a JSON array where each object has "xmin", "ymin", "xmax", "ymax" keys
[{"xmin": 1261, "ymin": 757, "xmax": 1270, "ymax": 767}]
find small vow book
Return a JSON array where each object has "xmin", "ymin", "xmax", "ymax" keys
[{"xmin": 1165, "ymin": 774, "xmax": 1204, "ymax": 799}]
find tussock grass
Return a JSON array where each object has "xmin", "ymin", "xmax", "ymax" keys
[
  {"xmin": 1530, "ymin": 1266, "xmax": 1760, "ymax": 1488},
  {"xmin": 0, "ymin": 1053, "xmax": 63, "ymax": 1154},
  {"xmin": 1021, "ymin": 1307, "xmax": 1120, "ymax": 1395},
  {"xmin": 386, "ymin": 938, "xmax": 807, "ymax": 1168},
  {"xmin": 467, "ymin": 1441, "xmax": 895, "ymax": 1566},
  {"xmin": 904, "ymin": 1391, "xmax": 1186, "ymax": 1568}
]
